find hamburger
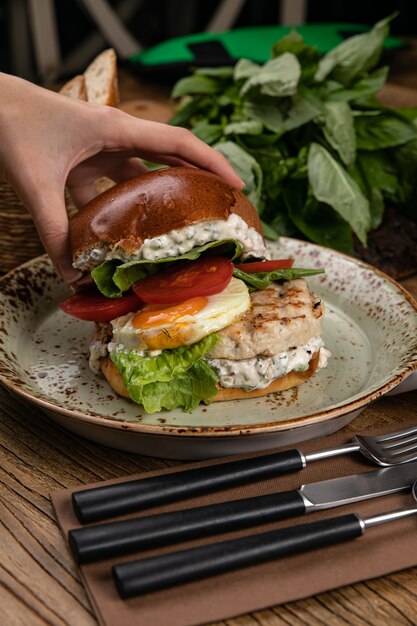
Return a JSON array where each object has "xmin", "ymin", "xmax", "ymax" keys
[{"xmin": 60, "ymin": 167, "xmax": 330, "ymax": 413}]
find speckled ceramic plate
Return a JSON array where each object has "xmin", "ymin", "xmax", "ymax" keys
[{"xmin": 1, "ymin": 238, "xmax": 417, "ymax": 460}]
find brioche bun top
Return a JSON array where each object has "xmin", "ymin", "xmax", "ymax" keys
[{"xmin": 70, "ymin": 167, "xmax": 263, "ymax": 263}]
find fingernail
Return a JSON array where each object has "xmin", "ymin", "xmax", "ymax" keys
[{"xmin": 57, "ymin": 260, "xmax": 83, "ymax": 283}]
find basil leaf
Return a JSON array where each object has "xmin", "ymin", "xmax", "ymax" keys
[
  {"xmin": 172, "ymin": 75, "xmax": 223, "ymax": 99},
  {"xmin": 327, "ymin": 67, "xmax": 388, "ymax": 102},
  {"xmin": 192, "ymin": 120, "xmax": 224, "ymax": 144},
  {"xmin": 260, "ymin": 220, "xmax": 280, "ymax": 241},
  {"xmin": 321, "ymin": 101, "xmax": 356, "ymax": 166},
  {"xmin": 396, "ymin": 107, "xmax": 417, "ymax": 125},
  {"xmin": 308, "ymin": 143, "xmax": 370, "ymax": 244},
  {"xmin": 283, "ymin": 182, "xmax": 354, "ymax": 253},
  {"xmin": 194, "ymin": 66, "xmax": 234, "ymax": 79},
  {"xmin": 240, "ymin": 53, "xmax": 301, "ymax": 99},
  {"xmin": 354, "ymin": 112, "xmax": 417, "ymax": 150},
  {"xmin": 233, "ymin": 266, "xmax": 324, "ymax": 291},
  {"xmin": 214, "ymin": 141, "xmax": 263, "ymax": 211},
  {"xmin": 234, "ymin": 58, "xmax": 260, "ymax": 82},
  {"xmin": 169, "ymin": 96, "xmax": 209, "ymax": 127},
  {"xmin": 272, "ymin": 29, "xmax": 320, "ymax": 82},
  {"xmin": 316, "ymin": 14, "xmax": 396, "ymax": 85},
  {"xmin": 349, "ymin": 158, "xmax": 386, "ymax": 229},
  {"xmin": 250, "ymin": 96, "xmax": 320, "ymax": 134},
  {"xmin": 224, "ymin": 119, "xmax": 264, "ymax": 136}
]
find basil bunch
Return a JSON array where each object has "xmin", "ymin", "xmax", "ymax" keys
[{"xmin": 170, "ymin": 14, "xmax": 417, "ymax": 254}]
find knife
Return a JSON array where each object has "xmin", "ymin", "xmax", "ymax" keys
[
  {"xmin": 69, "ymin": 461, "xmax": 417, "ymax": 564},
  {"xmin": 113, "ymin": 490, "xmax": 417, "ymax": 599}
]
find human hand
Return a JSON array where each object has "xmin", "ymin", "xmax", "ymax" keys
[{"xmin": 0, "ymin": 73, "xmax": 243, "ymax": 282}]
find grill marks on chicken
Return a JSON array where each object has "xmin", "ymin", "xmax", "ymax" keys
[{"xmin": 207, "ymin": 279, "xmax": 324, "ymax": 360}]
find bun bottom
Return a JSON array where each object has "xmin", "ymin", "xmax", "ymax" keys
[{"xmin": 100, "ymin": 352, "xmax": 320, "ymax": 404}]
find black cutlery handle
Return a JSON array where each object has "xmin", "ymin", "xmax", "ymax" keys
[
  {"xmin": 72, "ymin": 449, "xmax": 304, "ymax": 524},
  {"xmin": 113, "ymin": 513, "xmax": 364, "ymax": 598},
  {"xmin": 69, "ymin": 490, "xmax": 306, "ymax": 564}
]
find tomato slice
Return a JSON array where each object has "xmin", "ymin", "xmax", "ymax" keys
[
  {"xmin": 132, "ymin": 257, "xmax": 234, "ymax": 304},
  {"xmin": 234, "ymin": 259, "xmax": 295, "ymax": 273},
  {"xmin": 60, "ymin": 288, "xmax": 143, "ymax": 322}
]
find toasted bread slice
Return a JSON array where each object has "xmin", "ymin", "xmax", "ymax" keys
[
  {"xmin": 59, "ymin": 75, "xmax": 87, "ymax": 101},
  {"xmin": 84, "ymin": 48, "xmax": 119, "ymax": 107}
]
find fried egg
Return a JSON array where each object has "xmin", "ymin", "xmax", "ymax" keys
[{"xmin": 111, "ymin": 277, "xmax": 250, "ymax": 351}]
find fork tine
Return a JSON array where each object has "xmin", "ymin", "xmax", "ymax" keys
[
  {"xmin": 384, "ymin": 442, "xmax": 417, "ymax": 457},
  {"xmin": 382, "ymin": 450, "xmax": 417, "ymax": 464},
  {"xmin": 381, "ymin": 434, "xmax": 417, "ymax": 450},
  {"xmin": 375, "ymin": 425, "xmax": 417, "ymax": 443}
]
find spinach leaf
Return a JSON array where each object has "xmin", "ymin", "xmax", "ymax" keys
[{"xmin": 308, "ymin": 143, "xmax": 370, "ymax": 244}]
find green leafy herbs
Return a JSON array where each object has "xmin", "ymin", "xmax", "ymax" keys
[
  {"xmin": 170, "ymin": 14, "xmax": 417, "ymax": 253},
  {"xmin": 110, "ymin": 334, "xmax": 219, "ymax": 413},
  {"xmin": 233, "ymin": 266, "xmax": 324, "ymax": 291}
]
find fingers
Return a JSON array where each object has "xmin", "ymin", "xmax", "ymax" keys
[
  {"xmin": 109, "ymin": 156, "xmax": 149, "ymax": 183},
  {"xmin": 105, "ymin": 113, "xmax": 244, "ymax": 189},
  {"xmin": 16, "ymin": 176, "xmax": 82, "ymax": 283},
  {"xmin": 68, "ymin": 180, "xmax": 97, "ymax": 209},
  {"xmin": 68, "ymin": 156, "xmax": 149, "ymax": 208}
]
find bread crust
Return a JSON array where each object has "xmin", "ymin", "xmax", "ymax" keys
[
  {"xmin": 100, "ymin": 351, "xmax": 320, "ymax": 404},
  {"xmin": 59, "ymin": 75, "xmax": 87, "ymax": 101},
  {"xmin": 84, "ymin": 48, "xmax": 119, "ymax": 107},
  {"xmin": 70, "ymin": 167, "xmax": 263, "ymax": 262}
]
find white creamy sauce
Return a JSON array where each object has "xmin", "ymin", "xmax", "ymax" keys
[
  {"xmin": 207, "ymin": 338, "xmax": 329, "ymax": 391},
  {"xmin": 74, "ymin": 214, "xmax": 268, "ymax": 270},
  {"xmin": 90, "ymin": 332, "xmax": 331, "ymax": 391}
]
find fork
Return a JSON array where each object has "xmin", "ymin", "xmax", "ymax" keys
[{"xmin": 72, "ymin": 424, "xmax": 417, "ymax": 524}]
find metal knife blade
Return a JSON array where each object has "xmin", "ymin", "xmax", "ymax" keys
[{"xmin": 301, "ymin": 461, "xmax": 417, "ymax": 511}]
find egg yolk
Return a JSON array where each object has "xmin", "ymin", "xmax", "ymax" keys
[
  {"xmin": 131, "ymin": 296, "xmax": 209, "ymax": 350},
  {"xmin": 132, "ymin": 297, "xmax": 208, "ymax": 329}
]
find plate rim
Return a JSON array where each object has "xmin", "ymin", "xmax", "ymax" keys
[{"xmin": 1, "ymin": 240, "xmax": 417, "ymax": 439}]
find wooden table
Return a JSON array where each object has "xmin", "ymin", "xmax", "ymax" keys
[{"xmin": 2, "ymin": 54, "xmax": 417, "ymax": 625}]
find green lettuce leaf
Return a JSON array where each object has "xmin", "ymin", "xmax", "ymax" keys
[
  {"xmin": 92, "ymin": 239, "xmax": 244, "ymax": 298},
  {"xmin": 110, "ymin": 334, "xmax": 219, "ymax": 413},
  {"xmin": 233, "ymin": 266, "xmax": 324, "ymax": 291},
  {"xmin": 138, "ymin": 361, "xmax": 219, "ymax": 413}
]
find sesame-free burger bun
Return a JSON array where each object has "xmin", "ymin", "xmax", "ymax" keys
[
  {"xmin": 100, "ymin": 352, "xmax": 320, "ymax": 404},
  {"xmin": 70, "ymin": 167, "xmax": 263, "ymax": 265}
]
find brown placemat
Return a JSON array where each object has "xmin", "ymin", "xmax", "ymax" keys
[{"xmin": 51, "ymin": 418, "xmax": 417, "ymax": 626}]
